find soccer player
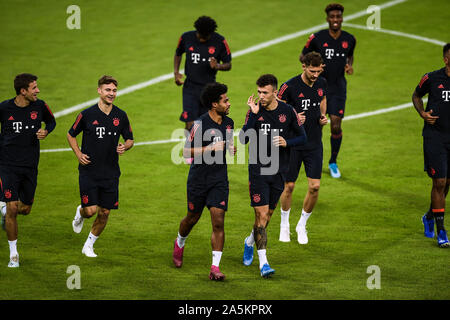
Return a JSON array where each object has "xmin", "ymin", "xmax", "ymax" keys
[
  {"xmin": 68, "ymin": 75, "xmax": 134, "ymax": 257},
  {"xmin": 278, "ymin": 52, "xmax": 328, "ymax": 244},
  {"xmin": 174, "ymin": 16, "xmax": 232, "ymax": 133},
  {"xmin": 0, "ymin": 73, "xmax": 56, "ymax": 267},
  {"xmin": 172, "ymin": 82, "xmax": 235, "ymax": 281},
  {"xmin": 412, "ymin": 43, "xmax": 450, "ymax": 248},
  {"xmin": 239, "ymin": 74, "xmax": 307, "ymax": 278},
  {"xmin": 300, "ymin": 3, "xmax": 356, "ymax": 178}
]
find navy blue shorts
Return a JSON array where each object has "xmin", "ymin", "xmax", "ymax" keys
[
  {"xmin": 423, "ymin": 137, "xmax": 450, "ymax": 179},
  {"xmin": 327, "ymin": 91, "xmax": 347, "ymax": 118},
  {"xmin": 0, "ymin": 165, "xmax": 37, "ymax": 205},
  {"xmin": 249, "ymin": 171, "xmax": 285, "ymax": 209},
  {"xmin": 79, "ymin": 174, "xmax": 119, "ymax": 210},
  {"xmin": 286, "ymin": 144, "xmax": 323, "ymax": 182},
  {"xmin": 180, "ymin": 81, "xmax": 208, "ymax": 122},
  {"xmin": 187, "ymin": 180, "xmax": 229, "ymax": 213}
]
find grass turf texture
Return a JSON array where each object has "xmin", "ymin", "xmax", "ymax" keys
[{"xmin": 0, "ymin": 0, "xmax": 449, "ymax": 299}]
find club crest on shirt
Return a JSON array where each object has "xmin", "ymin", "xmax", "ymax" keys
[
  {"xmin": 113, "ymin": 118, "xmax": 120, "ymax": 126},
  {"xmin": 208, "ymin": 46, "xmax": 216, "ymax": 54},
  {"xmin": 317, "ymin": 88, "xmax": 323, "ymax": 97},
  {"xmin": 342, "ymin": 41, "xmax": 348, "ymax": 49},
  {"xmin": 279, "ymin": 114, "xmax": 286, "ymax": 123},
  {"xmin": 30, "ymin": 111, "xmax": 38, "ymax": 120}
]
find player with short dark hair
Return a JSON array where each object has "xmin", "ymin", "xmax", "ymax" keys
[
  {"xmin": 278, "ymin": 52, "xmax": 328, "ymax": 244},
  {"xmin": 300, "ymin": 3, "xmax": 356, "ymax": 178},
  {"xmin": 0, "ymin": 73, "xmax": 56, "ymax": 268},
  {"xmin": 68, "ymin": 75, "xmax": 134, "ymax": 257},
  {"xmin": 174, "ymin": 16, "xmax": 232, "ymax": 134},
  {"xmin": 412, "ymin": 43, "xmax": 450, "ymax": 248},
  {"xmin": 172, "ymin": 82, "xmax": 235, "ymax": 281},
  {"xmin": 239, "ymin": 74, "xmax": 307, "ymax": 278}
]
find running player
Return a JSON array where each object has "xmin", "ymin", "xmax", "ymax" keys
[
  {"xmin": 300, "ymin": 3, "xmax": 356, "ymax": 178},
  {"xmin": 239, "ymin": 74, "xmax": 307, "ymax": 278},
  {"xmin": 278, "ymin": 52, "xmax": 328, "ymax": 244},
  {"xmin": 174, "ymin": 16, "xmax": 232, "ymax": 133},
  {"xmin": 68, "ymin": 75, "xmax": 134, "ymax": 257},
  {"xmin": 412, "ymin": 43, "xmax": 450, "ymax": 248},
  {"xmin": 0, "ymin": 73, "xmax": 56, "ymax": 267},
  {"xmin": 172, "ymin": 82, "xmax": 235, "ymax": 281}
]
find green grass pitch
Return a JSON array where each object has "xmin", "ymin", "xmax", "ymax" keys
[{"xmin": 0, "ymin": 0, "xmax": 449, "ymax": 300}]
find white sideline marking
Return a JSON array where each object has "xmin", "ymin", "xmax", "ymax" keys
[
  {"xmin": 53, "ymin": 0, "xmax": 407, "ymax": 119},
  {"xmin": 40, "ymin": 98, "xmax": 427, "ymax": 153}
]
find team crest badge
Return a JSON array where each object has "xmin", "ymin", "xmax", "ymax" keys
[
  {"xmin": 30, "ymin": 111, "xmax": 38, "ymax": 120},
  {"xmin": 188, "ymin": 202, "xmax": 194, "ymax": 211},
  {"xmin": 342, "ymin": 41, "xmax": 348, "ymax": 49},
  {"xmin": 279, "ymin": 114, "xmax": 286, "ymax": 123},
  {"xmin": 252, "ymin": 194, "xmax": 261, "ymax": 203},
  {"xmin": 4, "ymin": 190, "xmax": 11, "ymax": 199},
  {"xmin": 208, "ymin": 46, "xmax": 216, "ymax": 54},
  {"xmin": 82, "ymin": 195, "xmax": 89, "ymax": 204},
  {"xmin": 317, "ymin": 88, "xmax": 323, "ymax": 97},
  {"xmin": 113, "ymin": 118, "xmax": 120, "ymax": 126}
]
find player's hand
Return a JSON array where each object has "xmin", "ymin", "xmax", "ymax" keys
[
  {"xmin": 273, "ymin": 136, "xmax": 287, "ymax": 147},
  {"xmin": 77, "ymin": 153, "xmax": 91, "ymax": 165},
  {"xmin": 209, "ymin": 57, "xmax": 218, "ymax": 70},
  {"xmin": 345, "ymin": 64, "xmax": 354, "ymax": 75},
  {"xmin": 298, "ymin": 112, "xmax": 306, "ymax": 125},
  {"xmin": 247, "ymin": 95, "xmax": 259, "ymax": 114},
  {"xmin": 174, "ymin": 72, "xmax": 184, "ymax": 86},
  {"xmin": 117, "ymin": 143, "xmax": 126, "ymax": 155},
  {"xmin": 209, "ymin": 140, "xmax": 226, "ymax": 152},
  {"xmin": 319, "ymin": 114, "xmax": 328, "ymax": 126},
  {"xmin": 228, "ymin": 144, "xmax": 237, "ymax": 156},
  {"xmin": 36, "ymin": 129, "xmax": 48, "ymax": 140},
  {"xmin": 421, "ymin": 109, "xmax": 439, "ymax": 125}
]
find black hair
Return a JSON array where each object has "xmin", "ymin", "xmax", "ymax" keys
[
  {"xmin": 14, "ymin": 73, "xmax": 38, "ymax": 95},
  {"xmin": 444, "ymin": 43, "xmax": 450, "ymax": 57},
  {"xmin": 201, "ymin": 82, "xmax": 228, "ymax": 109},
  {"xmin": 325, "ymin": 3, "xmax": 344, "ymax": 15},
  {"xmin": 256, "ymin": 74, "xmax": 278, "ymax": 90},
  {"xmin": 194, "ymin": 16, "xmax": 217, "ymax": 37}
]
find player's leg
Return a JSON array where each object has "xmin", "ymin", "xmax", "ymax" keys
[
  {"xmin": 209, "ymin": 207, "xmax": 226, "ymax": 280},
  {"xmin": 329, "ymin": 114, "xmax": 343, "ymax": 178},
  {"xmin": 73, "ymin": 174, "xmax": 99, "ymax": 234},
  {"xmin": 431, "ymin": 178, "xmax": 449, "ymax": 247}
]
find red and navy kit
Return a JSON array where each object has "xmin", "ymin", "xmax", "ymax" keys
[
  {"xmin": 239, "ymin": 101, "xmax": 307, "ymax": 208},
  {"xmin": 185, "ymin": 112, "xmax": 234, "ymax": 213},
  {"xmin": 0, "ymin": 98, "xmax": 56, "ymax": 203},
  {"xmin": 278, "ymin": 75, "xmax": 327, "ymax": 180},
  {"xmin": 68, "ymin": 104, "xmax": 133, "ymax": 209},
  {"xmin": 176, "ymin": 31, "xmax": 232, "ymax": 122},
  {"xmin": 415, "ymin": 68, "xmax": 450, "ymax": 178},
  {"xmin": 302, "ymin": 29, "xmax": 355, "ymax": 117}
]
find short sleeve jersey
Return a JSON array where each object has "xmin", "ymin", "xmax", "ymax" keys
[
  {"xmin": 415, "ymin": 68, "xmax": 450, "ymax": 141},
  {"xmin": 0, "ymin": 98, "xmax": 56, "ymax": 168},
  {"xmin": 278, "ymin": 75, "xmax": 327, "ymax": 150},
  {"xmin": 242, "ymin": 101, "xmax": 305, "ymax": 175},
  {"xmin": 302, "ymin": 29, "xmax": 356, "ymax": 88},
  {"xmin": 186, "ymin": 112, "xmax": 234, "ymax": 184},
  {"xmin": 68, "ymin": 104, "xmax": 133, "ymax": 178},
  {"xmin": 175, "ymin": 31, "xmax": 232, "ymax": 85}
]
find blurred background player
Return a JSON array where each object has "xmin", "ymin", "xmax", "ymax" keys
[
  {"xmin": 412, "ymin": 43, "xmax": 450, "ymax": 248},
  {"xmin": 300, "ymin": 3, "xmax": 356, "ymax": 178},
  {"xmin": 239, "ymin": 74, "xmax": 307, "ymax": 278},
  {"xmin": 277, "ymin": 52, "xmax": 328, "ymax": 244},
  {"xmin": 172, "ymin": 82, "xmax": 235, "ymax": 281},
  {"xmin": 0, "ymin": 73, "xmax": 56, "ymax": 267},
  {"xmin": 68, "ymin": 75, "xmax": 134, "ymax": 258},
  {"xmin": 174, "ymin": 16, "xmax": 232, "ymax": 134}
]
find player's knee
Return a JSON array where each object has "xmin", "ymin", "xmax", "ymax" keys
[
  {"xmin": 331, "ymin": 126, "xmax": 342, "ymax": 135},
  {"xmin": 83, "ymin": 206, "xmax": 98, "ymax": 217},
  {"xmin": 99, "ymin": 208, "xmax": 110, "ymax": 217},
  {"xmin": 284, "ymin": 182, "xmax": 296, "ymax": 194},
  {"xmin": 433, "ymin": 178, "xmax": 447, "ymax": 192},
  {"xmin": 6, "ymin": 203, "xmax": 19, "ymax": 217},
  {"xmin": 308, "ymin": 181, "xmax": 320, "ymax": 194},
  {"xmin": 19, "ymin": 206, "xmax": 32, "ymax": 216}
]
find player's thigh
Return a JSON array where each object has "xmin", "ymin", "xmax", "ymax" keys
[
  {"xmin": 206, "ymin": 181, "xmax": 229, "ymax": 212},
  {"xmin": 327, "ymin": 93, "xmax": 346, "ymax": 118},
  {"xmin": 249, "ymin": 171, "xmax": 270, "ymax": 208},
  {"xmin": 423, "ymin": 138, "xmax": 447, "ymax": 178},
  {"xmin": 187, "ymin": 182, "xmax": 207, "ymax": 214},
  {"xmin": 268, "ymin": 173, "xmax": 286, "ymax": 210},
  {"xmin": 79, "ymin": 174, "xmax": 100, "ymax": 208},
  {"xmin": 303, "ymin": 145, "xmax": 323, "ymax": 180},
  {"xmin": 181, "ymin": 83, "xmax": 205, "ymax": 122},
  {"xmin": 285, "ymin": 148, "xmax": 302, "ymax": 183},
  {"xmin": 18, "ymin": 167, "xmax": 38, "ymax": 206},
  {"xmin": 0, "ymin": 166, "xmax": 20, "ymax": 203}
]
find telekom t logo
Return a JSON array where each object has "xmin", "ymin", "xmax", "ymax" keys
[
  {"xmin": 301, "ymin": 99, "xmax": 311, "ymax": 111},
  {"xmin": 96, "ymin": 127, "xmax": 106, "ymax": 138},
  {"xmin": 12, "ymin": 122, "xmax": 22, "ymax": 133},
  {"xmin": 442, "ymin": 90, "xmax": 450, "ymax": 102},
  {"xmin": 261, "ymin": 123, "xmax": 271, "ymax": 135},
  {"xmin": 191, "ymin": 53, "xmax": 201, "ymax": 64},
  {"xmin": 325, "ymin": 48, "xmax": 334, "ymax": 59}
]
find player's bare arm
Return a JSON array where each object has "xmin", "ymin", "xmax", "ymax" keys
[
  {"xmin": 117, "ymin": 139, "xmax": 134, "ymax": 155},
  {"xmin": 319, "ymin": 96, "xmax": 328, "ymax": 126},
  {"xmin": 36, "ymin": 128, "xmax": 48, "ymax": 140},
  {"xmin": 247, "ymin": 94, "xmax": 259, "ymax": 114},
  {"xmin": 412, "ymin": 90, "xmax": 439, "ymax": 125},
  {"xmin": 174, "ymin": 54, "xmax": 184, "ymax": 86},
  {"xmin": 209, "ymin": 57, "xmax": 232, "ymax": 71},
  {"xmin": 67, "ymin": 133, "xmax": 91, "ymax": 165},
  {"xmin": 345, "ymin": 56, "xmax": 354, "ymax": 75}
]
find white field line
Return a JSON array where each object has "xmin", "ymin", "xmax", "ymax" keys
[
  {"xmin": 53, "ymin": 0, "xmax": 407, "ymax": 119},
  {"xmin": 40, "ymin": 98, "xmax": 426, "ymax": 153}
]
